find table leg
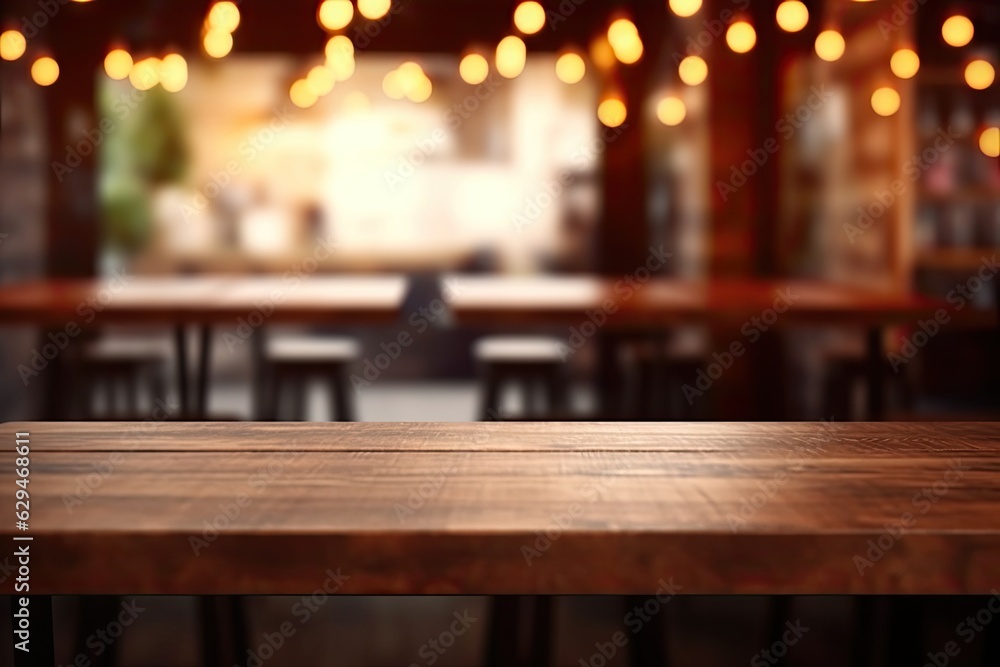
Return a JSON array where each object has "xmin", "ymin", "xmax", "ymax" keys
[
  {"xmin": 251, "ymin": 327, "xmax": 268, "ymax": 420},
  {"xmin": 195, "ymin": 326, "xmax": 212, "ymax": 419},
  {"xmin": 866, "ymin": 328, "xmax": 885, "ymax": 421},
  {"xmin": 174, "ymin": 326, "xmax": 189, "ymax": 418}
]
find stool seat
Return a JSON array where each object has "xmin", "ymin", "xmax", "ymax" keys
[
  {"xmin": 474, "ymin": 336, "xmax": 565, "ymax": 363},
  {"xmin": 77, "ymin": 336, "xmax": 171, "ymax": 419},
  {"xmin": 83, "ymin": 337, "xmax": 172, "ymax": 362},
  {"xmin": 262, "ymin": 335, "xmax": 359, "ymax": 421},
  {"xmin": 266, "ymin": 336, "xmax": 360, "ymax": 362}
]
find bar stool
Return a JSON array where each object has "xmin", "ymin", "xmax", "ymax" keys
[
  {"xmin": 76, "ymin": 337, "xmax": 171, "ymax": 419},
  {"xmin": 475, "ymin": 336, "xmax": 568, "ymax": 420},
  {"xmin": 263, "ymin": 336, "xmax": 359, "ymax": 421}
]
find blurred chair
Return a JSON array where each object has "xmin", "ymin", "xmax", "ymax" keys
[
  {"xmin": 263, "ymin": 335, "xmax": 358, "ymax": 420},
  {"xmin": 627, "ymin": 332, "xmax": 708, "ymax": 420},
  {"xmin": 475, "ymin": 336, "xmax": 568, "ymax": 420},
  {"xmin": 76, "ymin": 336, "xmax": 171, "ymax": 419}
]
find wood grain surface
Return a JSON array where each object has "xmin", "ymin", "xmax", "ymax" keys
[{"xmin": 2, "ymin": 422, "xmax": 998, "ymax": 595}]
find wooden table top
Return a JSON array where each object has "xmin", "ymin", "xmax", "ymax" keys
[
  {"xmin": 444, "ymin": 275, "xmax": 997, "ymax": 328},
  {"xmin": 4, "ymin": 421, "xmax": 998, "ymax": 595},
  {"xmin": 0, "ymin": 275, "xmax": 408, "ymax": 326}
]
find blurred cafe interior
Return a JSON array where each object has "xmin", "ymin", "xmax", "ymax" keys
[{"xmin": 0, "ymin": 0, "xmax": 999, "ymax": 665}]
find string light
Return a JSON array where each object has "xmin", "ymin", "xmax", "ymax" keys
[
  {"xmin": 775, "ymin": 1, "xmax": 809, "ymax": 33},
  {"xmin": 30, "ymin": 56, "xmax": 59, "ymax": 86},
  {"xmin": 597, "ymin": 96, "xmax": 627, "ymax": 127},
  {"xmin": 726, "ymin": 20, "xmax": 756, "ymax": 54},
  {"xmin": 318, "ymin": 0, "xmax": 354, "ymax": 31},
  {"xmin": 357, "ymin": 0, "xmax": 391, "ymax": 20},
  {"xmin": 203, "ymin": 29, "xmax": 233, "ymax": 58},
  {"xmin": 290, "ymin": 79, "xmax": 318, "ymax": 108},
  {"xmin": 656, "ymin": 95, "xmax": 686, "ymax": 126},
  {"xmin": 513, "ymin": 2, "xmax": 546, "ymax": 35},
  {"xmin": 382, "ymin": 70, "xmax": 405, "ymax": 99},
  {"xmin": 207, "ymin": 2, "xmax": 240, "ymax": 32},
  {"xmin": 589, "ymin": 35, "xmax": 616, "ymax": 71},
  {"xmin": 159, "ymin": 53, "xmax": 188, "ymax": 92},
  {"xmin": 104, "ymin": 48, "xmax": 133, "ymax": 80},
  {"xmin": 871, "ymin": 87, "xmax": 900, "ymax": 116},
  {"xmin": 555, "ymin": 52, "xmax": 586, "ymax": 84},
  {"xmin": 129, "ymin": 57, "xmax": 160, "ymax": 90},
  {"xmin": 495, "ymin": 35, "xmax": 526, "ymax": 78},
  {"xmin": 941, "ymin": 15, "xmax": 973, "ymax": 48},
  {"xmin": 459, "ymin": 52, "xmax": 489, "ymax": 85},
  {"xmin": 306, "ymin": 64, "xmax": 336, "ymax": 95},
  {"xmin": 608, "ymin": 19, "xmax": 643, "ymax": 65},
  {"xmin": 890, "ymin": 49, "xmax": 920, "ymax": 79},
  {"xmin": 964, "ymin": 59, "xmax": 995, "ymax": 90},
  {"xmin": 678, "ymin": 55, "xmax": 707, "ymax": 85},
  {"xmin": 1, "ymin": 29, "xmax": 26, "ymax": 61},
  {"xmin": 815, "ymin": 29, "xmax": 845, "ymax": 62},
  {"xmin": 668, "ymin": 0, "xmax": 702, "ymax": 18},
  {"xmin": 979, "ymin": 127, "xmax": 999, "ymax": 158}
]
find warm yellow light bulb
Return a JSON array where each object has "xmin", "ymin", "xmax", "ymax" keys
[
  {"xmin": 459, "ymin": 53, "xmax": 489, "ymax": 85},
  {"xmin": 726, "ymin": 21, "xmax": 756, "ymax": 54},
  {"xmin": 678, "ymin": 55, "xmax": 708, "ymax": 85},
  {"xmin": 357, "ymin": 0, "xmax": 391, "ymax": 20},
  {"xmin": 203, "ymin": 29, "xmax": 233, "ymax": 58},
  {"xmin": 613, "ymin": 38, "xmax": 643, "ymax": 65},
  {"xmin": 597, "ymin": 97, "xmax": 627, "ymax": 128},
  {"xmin": 668, "ymin": 0, "xmax": 702, "ymax": 18},
  {"xmin": 382, "ymin": 70, "xmax": 405, "ymax": 99},
  {"xmin": 104, "ymin": 48, "xmax": 133, "ymax": 80},
  {"xmin": 942, "ymin": 15, "xmax": 973, "ymax": 48},
  {"xmin": 890, "ymin": 49, "xmax": 920, "ymax": 79},
  {"xmin": 978, "ymin": 127, "xmax": 999, "ymax": 158},
  {"xmin": 608, "ymin": 19, "xmax": 638, "ymax": 50},
  {"xmin": 318, "ymin": 0, "xmax": 354, "ymax": 31},
  {"xmin": 290, "ymin": 79, "xmax": 318, "ymax": 108},
  {"xmin": 815, "ymin": 29, "xmax": 845, "ymax": 62},
  {"xmin": 555, "ymin": 52, "xmax": 586, "ymax": 84},
  {"xmin": 871, "ymin": 87, "xmax": 901, "ymax": 116},
  {"xmin": 159, "ymin": 53, "xmax": 188, "ymax": 93},
  {"xmin": 775, "ymin": 1, "xmax": 809, "ymax": 33},
  {"xmin": 207, "ymin": 2, "xmax": 240, "ymax": 32},
  {"xmin": 965, "ymin": 60, "xmax": 995, "ymax": 90},
  {"xmin": 656, "ymin": 96, "xmax": 687, "ymax": 126},
  {"xmin": 406, "ymin": 75, "xmax": 432, "ymax": 103},
  {"xmin": 0, "ymin": 30, "xmax": 26, "ymax": 61},
  {"xmin": 129, "ymin": 57, "xmax": 160, "ymax": 90},
  {"xmin": 307, "ymin": 65, "xmax": 336, "ymax": 95},
  {"xmin": 325, "ymin": 35, "xmax": 354, "ymax": 62},
  {"xmin": 31, "ymin": 56, "xmax": 59, "ymax": 86},
  {"xmin": 513, "ymin": 2, "xmax": 546, "ymax": 35},
  {"xmin": 496, "ymin": 35, "xmax": 526, "ymax": 78}
]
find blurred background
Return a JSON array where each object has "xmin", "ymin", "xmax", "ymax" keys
[{"xmin": 0, "ymin": 0, "xmax": 998, "ymax": 665}]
